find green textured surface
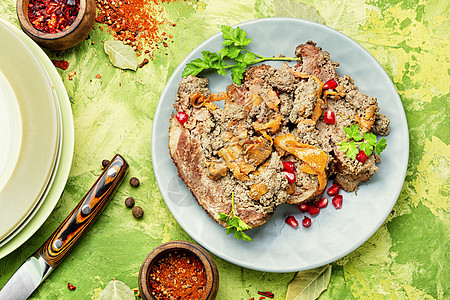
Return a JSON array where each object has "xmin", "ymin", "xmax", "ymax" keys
[{"xmin": 0, "ymin": 0, "xmax": 449, "ymax": 299}]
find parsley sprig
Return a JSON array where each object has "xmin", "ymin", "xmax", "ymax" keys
[
  {"xmin": 182, "ymin": 25, "xmax": 301, "ymax": 85},
  {"xmin": 336, "ymin": 124, "xmax": 387, "ymax": 160},
  {"xmin": 218, "ymin": 193, "xmax": 253, "ymax": 242}
]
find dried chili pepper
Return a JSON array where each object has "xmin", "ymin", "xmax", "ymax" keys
[
  {"xmin": 28, "ymin": 0, "xmax": 80, "ymax": 34},
  {"xmin": 148, "ymin": 250, "xmax": 206, "ymax": 300}
]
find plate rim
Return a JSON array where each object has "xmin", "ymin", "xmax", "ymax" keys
[{"xmin": 152, "ymin": 17, "xmax": 409, "ymax": 272}]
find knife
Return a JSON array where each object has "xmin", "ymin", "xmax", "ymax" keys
[{"xmin": 0, "ymin": 154, "xmax": 128, "ymax": 300}]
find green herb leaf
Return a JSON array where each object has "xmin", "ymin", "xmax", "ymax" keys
[
  {"xmin": 339, "ymin": 141, "xmax": 349, "ymax": 153},
  {"xmin": 339, "ymin": 125, "xmax": 388, "ymax": 160},
  {"xmin": 217, "ymin": 193, "xmax": 253, "ymax": 242},
  {"xmin": 344, "ymin": 124, "xmax": 363, "ymax": 141},
  {"xmin": 104, "ymin": 41, "xmax": 138, "ymax": 71},
  {"xmin": 231, "ymin": 64, "xmax": 246, "ymax": 85},
  {"xmin": 182, "ymin": 58, "xmax": 209, "ymax": 77},
  {"xmin": 347, "ymin": 141, "xmax": 359, "ymax": 160},
  {"xmin": 374, "ymin": 137, "xmax": 387, "ymax": 155},
  {"xmin": 360, "ymin": 142, "xmax": 373, "ymax": 156},
  {"xmin": 364, "ymin": 132, "xmax": 378, "ymax": 146},
  {"xmin": 183, "ymin": 25, "xmax": 301, "ymax": 84}
]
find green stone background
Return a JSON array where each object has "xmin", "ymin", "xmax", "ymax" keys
[{"xmin": 0, "ymin": 0, "xmax": 448, "ymax": 299}]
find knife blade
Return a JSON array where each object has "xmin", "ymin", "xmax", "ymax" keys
[{"xmin": 0, "ymin": 154, "xmax": 128, "ymax": 300}]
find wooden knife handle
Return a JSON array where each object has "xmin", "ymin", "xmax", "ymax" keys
[{"xmin": 38, "ymin": 154, "xmax": 128, "ymax": 268}]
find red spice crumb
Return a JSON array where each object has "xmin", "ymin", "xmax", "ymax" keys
[
  {"xmin": 259, "ymin": 297, "xmax": 265, "ymax": 300},
  {"xmin": 52, "ymin": 60, "xmax": 69, "ymax": 70},
  {"xmin": 67, "ymin": 283, "xmax": 76, "ymax": 291},
  {"xmin": 258, "ymin": 291, "xmax": 274, "ymax": 298},
  {"xmin": 96, "ymin": 74, "xmax": 102, "ymax": 79}
]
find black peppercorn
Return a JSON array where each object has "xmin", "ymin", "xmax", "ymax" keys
[
  {"xmin": 130, "ymin": 177, "xmax": 140, "ymax": 187},
  {"xmin": 101, "ymin": 159, "xmax": 110, "ymax": 169},
  {"xmin": 132, "ymin": 206, "xmax": 144, "ymax": 219},
  {"xmin": 125, "ymin": 197, "xmax": 135, "ymax": 208}
]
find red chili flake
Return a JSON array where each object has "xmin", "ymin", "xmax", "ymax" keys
[
  {"xmin": 148, "ymin": 250, "xmax": 206, "ymax": 299},
  {"xmin": 68, "ymin": 283, "xmax": 76, "ymax": 291},
  {"xmin": 258, "ymin": 291, "xmax": 274, "ymax": 298},
  {"xmin": 52, "ymin": 59, "xmax": 69, "ymax": 70},
  {"xmin": 96, "ymin": 73, "xmax": 102, "ymax": 79},
  {"xmin": 28, "ymin": 0, "xmax": 80, "ymax": 34}
]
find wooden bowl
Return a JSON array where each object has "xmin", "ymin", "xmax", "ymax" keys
[
  {"xmin": 16, "ymin": 0, "xmax": 95, "ymax": 50},
  {"xmin": 139, "ymin": 241, "xmax": 219, "ymax": 300}
]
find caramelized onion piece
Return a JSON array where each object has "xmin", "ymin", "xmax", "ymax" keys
[{"xmin": 250, "ymin": 182, "xmax": 269, "ymax": 200}]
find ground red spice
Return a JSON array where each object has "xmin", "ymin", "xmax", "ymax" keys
[
  {"xmin": 148, "ymin": 250, "xmax": 206, "ymax": 300},
  {"xmin": 28, "ymin": 0, "xmax": 80, "ymax": 34},
  {"xmin": 94, "ymin": 0, "xmax": 177, "ymax": 57}
]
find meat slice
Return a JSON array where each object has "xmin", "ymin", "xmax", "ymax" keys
[{"xmin": 293, "ymin": 41, "xmax": 339, "ymax": 83}]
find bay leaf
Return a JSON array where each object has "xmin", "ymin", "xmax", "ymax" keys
[
  {"xmin": 273, "ymin": 0, "xmax": 324, "ymax": 24},
  {"xmin": 97, "ymin": 279, "xmax": 135, "ymax": 300},
  {"xmin": 104, "ymin": 41, "xmax": 138, "ymax": 71},
  {"xmin": 286, "ymin": 264, "xmax": 332, "ymax": 300}
]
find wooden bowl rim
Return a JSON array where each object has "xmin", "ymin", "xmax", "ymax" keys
[
  {"xmin": 16, "ymin": 0, "xmax": 89, "ymax": 40},
  {"xmin": 138, "ymin": 240, "xmax": 219, "ymax": 300}
]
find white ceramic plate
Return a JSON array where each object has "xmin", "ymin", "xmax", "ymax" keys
[
  {"xmin": 152, "ymin": 18, "xmax": 409, "ymax": 272},
  {"xmin": 0, "ymin": 44, "xmax": 63, "ymax": 247},
  {"xmin": 0, "ymin": 21, "xmax": 60, "ymax": 242},
  {"xmin": 0, "ymin": 18, "xmax": 74, "ymax": 258}
]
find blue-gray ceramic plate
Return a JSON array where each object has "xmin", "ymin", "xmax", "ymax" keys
[{"xmin": 152, "ymin": 18, "xmax": 409, "ymax": 272}]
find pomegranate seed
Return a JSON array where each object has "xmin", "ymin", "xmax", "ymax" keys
[
  {"xmin": 298, "ymin": 203, "xmax": 308, "ymax": 212},
  {"xmin": 316, "ymin": 197, "xmax": 328, "ymax": 208},
  {"xmin": 285, "ymin": 216, "xmax": 299, "ymax": 228},
  {"xmin": 283, "ymin": 171, "xmax": 296, "ymax": 184},
  {"xmin": 323, "ymin": 78, "xmax": 338, "ymax": 90},
  {"xmin": 308, "ymin": 206, "xmax": 320, "ymax": 216},
  {"xmin": 324, "ymin": 110, "xmax": 335, "ymax": 124},
  {"xmin": 68, "ymin": 283, "xmax": 76, "ymax": 291},
  {"xmin": 327, "ymin": 183, "xmax": 340, "ymax": 196},
  {"xmin": 176, "ymin": 111, "xmax": 189, "ymax": 124},
  {"xmin": 302, "ymin": 216, "xmax": 312, "ymax": 227},
  {"xmin": 356, "ymin": 150, "xmax": 368, "ymax": 162},
  {"xmin": 282, "ymin": 161, "xmax": 295, "ymax": 173},
  {"xmin": 332, "ymin": 195, "xmax": 343, "ymax": 209}
]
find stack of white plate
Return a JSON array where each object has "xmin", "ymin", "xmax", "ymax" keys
[{"xmin": 0, "ymin": 19, "xmax": 74, "ymax": 259}]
